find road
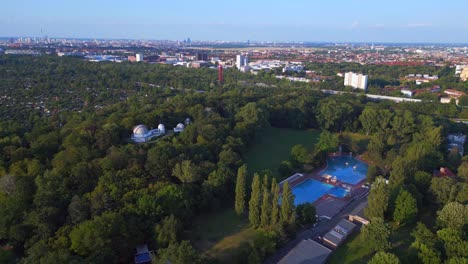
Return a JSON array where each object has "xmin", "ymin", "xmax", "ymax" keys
[{"xmin": 264, "ymin": 194, "xmax": 369, "ymax": 264}]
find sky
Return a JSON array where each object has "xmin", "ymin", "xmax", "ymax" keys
[{"xmin": 2, "ymin": 0, "xmax": 468, "ymax": 43}]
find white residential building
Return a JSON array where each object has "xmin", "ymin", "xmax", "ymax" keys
[
  {"xmin": 236, "ymin": 54, "xmax": 248, "ymax": 69},
  {"xmin": 344, "ymin": 72, "xmax": 368, "ymax": 90},
  {"xmin": 136, "ymin": 53, "xmax": 144, "ymax": 62}
]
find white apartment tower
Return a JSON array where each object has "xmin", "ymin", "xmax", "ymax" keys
[
  {"xmin": 344, "ymin": 72, "xmax": 368, "ymax": 90},
  {"xmin": 236, "ymin": 54, "xmax": 248, "ymax": 69},
  {"xmin": 136, "ymin": 53, "xmax": 144, "ymax": 62}
]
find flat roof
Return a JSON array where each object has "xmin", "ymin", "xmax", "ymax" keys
[
  {"xmin": 323, "ymin": 232, "xmax": 342, "ymax": 246},
  {"xmin": 278, "ymin": 239, "xmax": 332, "ymax": 264},
  {"xmin": 336, "ymin": 219, "xmax": 357, "ymax": 232}
]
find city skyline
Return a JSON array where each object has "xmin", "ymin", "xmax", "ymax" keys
[{"xmin": 2, "ymin": 0, "xmax": 468, "ymax": 43}]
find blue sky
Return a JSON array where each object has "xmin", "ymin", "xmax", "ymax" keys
[{"xmin": 2, "ymin": 0, "xmax": 468, "ymax": 43}]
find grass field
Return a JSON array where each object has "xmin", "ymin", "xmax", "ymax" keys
[
  {"xmin": 245, "ymin": 127, "xmax": 320, "ymax": 177},
  {"xmin": 190, "ymin": 208, "xmax": 257, "ymax": 263}
]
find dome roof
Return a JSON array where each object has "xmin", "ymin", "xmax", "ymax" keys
[
  {"xmin": 133, "ymin": 125, "xmax": 148, "ymax": 135},
  {"xmin": 158, "ymin": 124, "xmax": 165, "ymax": 130},
  {"xmin": 176, "ymin": 123, "xmax": 185, "ymax": 129}
]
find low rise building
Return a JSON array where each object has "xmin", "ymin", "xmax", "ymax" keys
[
  {"xmin": 433, "ymin": 167, "xmax": 456, "ymax": 178},
  {"xmin": 278, "ymin": 239, "xmax": 332, "ymax": 264},
  {"xmin": 322, "ymin": 219, "xmax": 356, "ymax": 248},
  {"xmin": 444, "ymin": 89, "xmax": 466, "ymax": 98},
  {"xmin": 401, "ymin": 88, "xmax": 414, "ymax": 97},
  {"xmin": 447, "ymin": 134, "xmax": 466, "ymax": 155}
]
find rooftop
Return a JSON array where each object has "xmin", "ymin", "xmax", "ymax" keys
[
  {"xmin": 433, "ymin": 167, "xmax": 456, "ymax": 178},
  {"xmin": 278, "ymin": 239, "xmax": 332, "ymax": 264}
]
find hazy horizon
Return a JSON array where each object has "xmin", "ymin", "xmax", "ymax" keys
[{"xmin": 2, "ymin": 0, "xmax": 468, "ymax": 43}]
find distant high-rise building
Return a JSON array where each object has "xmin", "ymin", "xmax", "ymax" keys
[
  {"xmin": 187, "ymin": 38, "xmax": 191, "ymax": 44},
  {"xmin": 136, "ymin": 53, "xmax": 144, "ymax": 62},
  {"xmin": 195, "ymin": 52, "xmax": 208, "ymax": 61},
  {"xmin": 344, "ymin": 72, "xmax": 368, "ymax": 90},
  {"xmin": 236, "ymin": 54, "xmax": 248, "ymax": 69},
  {"xmin": 218, "ymin": 65, "xmax": 224, "ymax": 83}
]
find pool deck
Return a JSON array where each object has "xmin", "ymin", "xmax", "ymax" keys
[{"xmin": 285, "ymin": 154, "xmax": 369, "ymax": 217}]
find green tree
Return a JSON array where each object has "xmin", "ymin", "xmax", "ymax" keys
[
  {"xmin": 458, "ymin": 162, "xmax": 468, "ymax": 181},
  {"xmin": 235, "ymin": 165, "xmax": 247, "ymax": 215},
  {"xmin": 295, "ymin": 203, "xmax": 316, "ymax": 226},
  {"xmin": 67, "ymin": 195, "xmax": 88, "ymax": 225},
  {"xmin": 249, "ymin": 174, "xmax": 261, "ymax": 227},
  {"xmin": 260, "ymin": 187, "xmax": 271, "ymax": 228},
  {"xmin": 437, "ymin": 202, "xmax": 468, "ymax": 231},
  {"xmin": 360, "ymin": 107, "xmax": 379, "ymax": 135},
  {"xmin": 459, "ymin": 95, "xmax": 468, "ymax": 106},
  {"xmin": 389, "ymin": 156, "xmax": 412, "ymax": 189},
  {"xmin": 172, "ymin": 160, "xmax": 199, "ymax": 183},
  {"xmin": 361, "ymin": 217, "xmax": 392, "ymax": 253},
  {"xmin": 69, "ymin": 212, "xmax": 129, "ymax": 262},
  {"xmin": 437, "ymin": 228, "xmax": 468, "ymax": 259},
  {"xmin": 367, "ymin": 165, "xmax": 378, "ymax": 183},
  {"xmin": 411, "ymin": 223, "xmax": 441, "ymax": 264},
  {"xmin": 315, "ymin": 130, "xmax": 339, "ymax": 153},
  {"xmin": 365, "ymin": 176, "xmax": 389, "ymax": 219},
  {"xmin": 367, "ymin": 252, "xmax": 400, "ymax": 264},
  {"xmin": 413, "ymin": 171, "xmax": 432, "ymax": 194},
  {"xmin": 155, "ymin": 215, "xmax": 182, "ymax": 248},
  {"xmin": 431, "ymin": 177, "xmax": 458, "ymax": 205},
  {"xmin": 155, "ymin": 240, "xmax": 202, "ymax": 264},
  {"xmin": 316, "ymin": 99, "xmax": 353, "ymax": 132},
  {"xmin": 270, "ymin": 179, "xmax": 280, "ymax": 226},
  {"xmin": 447, "ymin": 148, "xmax": 462, "ymax": 171},
  {"xmin": 290, "ymin": 144, "xmax": 310, "ymax": 165},
  {"xmin": 280, "ymin": 181, "xmax": 295, "ymax": 226},
  {"xmin": 393, "ymin": 189, "xmax": 418, "ymax": 225}
]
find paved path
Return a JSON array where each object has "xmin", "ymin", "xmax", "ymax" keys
[{"xmin": 264, "ymin": 194, "xmax": 369, "ymax": 264}]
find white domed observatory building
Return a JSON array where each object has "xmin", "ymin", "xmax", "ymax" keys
[
  {"xmin": 131, "ymin": 124, "xmax": 165, "ymax": 143},
  {"xmin": 173, "ymin": 123, "xmax": 185, "ymax": 133},
  {"xmin": 174, "ymin": 118, "xmax": 191, "ymax": 133}
]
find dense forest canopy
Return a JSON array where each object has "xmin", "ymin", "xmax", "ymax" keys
[{"xmin": 0, "ymin": 55, "xmax": 467, "ymax": 263}]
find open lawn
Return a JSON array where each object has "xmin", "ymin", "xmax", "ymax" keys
[
  {"xmin": 190, "ymin": 208, "xmax": 257, "ymax": 263},
  {"xmin": 245, "ymin": 127, "xmax": 320, "ymax": 177},
  {"xmin": 328, "ymin": 222, "xmax": 417, "ymax": 264},
  {"xmin": 327, "ymin": 232, "xmax": 371, "ymax": 264}
]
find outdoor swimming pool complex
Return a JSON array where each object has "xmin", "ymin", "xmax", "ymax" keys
[
  {"xmin": 320, "ymin": 156, "xmax": 368, "ymax": 185},
  {"xmin": 292, "ymin": 179, "xmax": 348, "ymax": 205}
]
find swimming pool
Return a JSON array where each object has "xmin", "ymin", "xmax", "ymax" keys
[
  {"xmin": 292, "ymin": 179, "xmax": 348, "ymax": 205},
  {"xmin": 320, "ymin": 156, "xmax": 368, "ymax": 185}
]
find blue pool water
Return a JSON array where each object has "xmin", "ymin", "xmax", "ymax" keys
[
  {"xmin": 292, "ymin": 179, "xmax": 348, "ymax": 205},
  {"xmin": 320, "ymin": 156, "xmax": 368, "ymax": 185}
]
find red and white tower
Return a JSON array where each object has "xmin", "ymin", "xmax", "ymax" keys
[{"xmin": 218, "ymin": 65, "xmax": 224, "ymax": 83}]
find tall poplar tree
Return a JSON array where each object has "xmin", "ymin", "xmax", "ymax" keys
[
  {"xmin": 270, "ymin": 179, "xmax": 280, "ymax": 226},
  {"xmin": 248, "ymin": 173, "xmax": 261, "ymax": 227},
  {"xmin": 260, "ymin": 187, "xmax": 271, "ymax": 228},
  {"xmin": 235, "ymin": 165, "xmax": 247, "ymax": 215},
  {"xmin": 280, "ymin": 181, "xmax": 295, "ymax": 225}
]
